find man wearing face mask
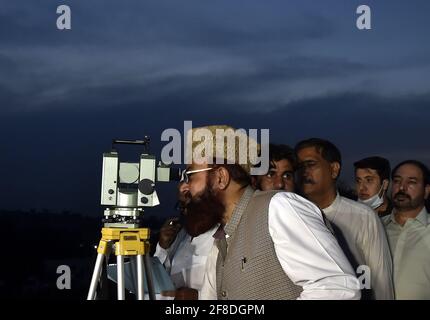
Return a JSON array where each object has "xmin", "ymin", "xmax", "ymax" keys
[{"xmin": 354, "ymin": 157, "xmax": 392, "ymax": 217}]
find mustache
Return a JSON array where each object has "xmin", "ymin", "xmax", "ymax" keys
[
  {"xmin": 184, "ymin": 193, "xmax": 193, "ymax": 205},
  {"xmin": 394, "ymin": 191, "xmax": 411, "ymax": 199},
  {"xmin": 174, "ymin": 200, "xmax": 187, "ymax": 213},
  {"xmin": 175, "ymin": 191, "xmax": 192, "ymax": 214}
]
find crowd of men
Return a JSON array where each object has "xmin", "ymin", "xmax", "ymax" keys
[{"xmin": 153, "ymin": 125, "xmax": 430, "ymax": 300}]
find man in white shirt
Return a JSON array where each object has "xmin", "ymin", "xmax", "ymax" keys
[
  {"xmin": 252, "ymin": 143, "xmax": 335, "ymax": 235},
  {"xmin": 185, "ymin": 125, "xmax": 360, "ymax": 300},
  {"xmin": 154, "ymin": 219, "xmax": 217, "ymax": 299},
  {"xmin": 382, "ymin": 160, "xmax": 430, "ymax": 299},
  {"xmin": 295, "ymin": 138, "xmax": 394, "ymax": 300}
]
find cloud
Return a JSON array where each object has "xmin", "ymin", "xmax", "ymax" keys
[
  {"xmin": 0, "ymin": 48, "xmax": 379, "ymax": 115},
  {"xmin": 0, "ymin": 1, "xmax": 335, "ymax": 48},
  {"xmin": 1, "ymin": 89, "xmax": 429, "ymax": 213},
  {"xmin": 2, "ymin": 1, "xmax": 430, "ymax": 116}
]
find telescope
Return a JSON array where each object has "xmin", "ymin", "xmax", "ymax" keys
[
  {"xmin": 100, "ymin": 138, "xmax": 181, "ymax": 228},
  {"xmin": 88, "ymin": 138, "xmax": 181, "ymax": 300}
]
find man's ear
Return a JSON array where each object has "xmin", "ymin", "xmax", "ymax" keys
[
  {"xmin": 424, "ymin": 184, "xmax": 430, "ymax": 200},
  {"xmin": 331, "ymin": 162, "xmax": 341, "ymax": 180},
  {"xmin": 382, "ymin": 179, "xmax": 389, "ymax": 191},
  {"xmin": 214, "ymin": 166, "xmax": 230, "ymax": 190}
]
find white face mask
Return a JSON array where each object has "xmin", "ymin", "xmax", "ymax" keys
[{"xmin": 358, "ymin": 184, "xmax": 385, "ymax": 209}]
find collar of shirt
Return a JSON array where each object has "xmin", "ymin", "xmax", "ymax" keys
[
  {"xmin": 385, "ymin": 206, "xmax": 429, "ymax": 227},
  {"xmin": 322, "ymin": 192, "xmax": 341, "ymax": 216},
  {"xmin": 223, "ymin": 186, "xmax": 254, "ymax": 238},
  {"xmin": 191, "ymin": 223, "xmax": 220, "ymax": 241},
  {"xmin": 212, "ymin": 224, "xmax": 226, "ymax": 240}
]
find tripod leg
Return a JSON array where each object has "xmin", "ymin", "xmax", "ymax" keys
[
  {"xmin": 144, "ymin": 254, "xmax": 156, "ymax": 300},
  {"xmin": 87, "ymin": 253, "xmax": 105, "ymax": 300},
  {"xmin": 117, "ymin": 255, "xmax": 125, "ymax": 300},
  {"xmin": 136, "ymin": 255, "xmax": 144, "ymax": 300}
]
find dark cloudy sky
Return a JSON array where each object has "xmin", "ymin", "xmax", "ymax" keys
[{"xmin": 1, "ymin": 0, "xmax": 429, "ymax": 217}]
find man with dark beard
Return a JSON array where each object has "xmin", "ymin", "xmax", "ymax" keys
[
  {"xmin": 184, "ymin": 125, "xmax": 361, "ymax": 300},
  {"xmin": 181, "ymin": 171, "xmax": 227, "ymax": 238},
  {"xmin": 382, "ymin": 160, "xmax": 430, "ymax": 299},
  {"xmin": 153, "ymin": 179, "xmax": 219, "ymax": 300}
]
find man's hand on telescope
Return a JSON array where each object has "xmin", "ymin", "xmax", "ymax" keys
[
  {"xmin": 174, "ymin": 287, "xmax": 198, "ymax": 300},
  {"xmin": 159, "ymin": 217, "xmax": 182, "ymax": 249}
]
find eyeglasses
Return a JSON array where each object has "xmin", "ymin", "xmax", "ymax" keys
[{"xmin": 180, "ymin": 167, "xmax": 213, "ymax": 184}]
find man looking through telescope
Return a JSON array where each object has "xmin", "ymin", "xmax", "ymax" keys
[{"xmin": 179, "ymin": 125, "xmax": 361, "ymax": 300}]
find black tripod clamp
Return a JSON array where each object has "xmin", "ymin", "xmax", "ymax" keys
[{"xmin": 111, "ymin": 138, "xmax": 151, "ymax": 153}]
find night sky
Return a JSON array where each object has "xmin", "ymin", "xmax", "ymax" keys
[{"xmin": 1, "ymin": 0, "xmax": 429, "ymax": 218}]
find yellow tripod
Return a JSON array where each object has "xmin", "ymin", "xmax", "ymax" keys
[{"xmin": 87, "ymin": 227, "xmax": 156, "ymax": 300}]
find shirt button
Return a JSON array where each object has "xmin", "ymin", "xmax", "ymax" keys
[{"xmin": 221, "ymin": 291, "xmax": 227, "ymax": 297}]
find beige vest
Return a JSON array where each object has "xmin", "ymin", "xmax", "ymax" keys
[{"xmin": 216, "ymin": 187, "xmax": 303, "ymax": 300}]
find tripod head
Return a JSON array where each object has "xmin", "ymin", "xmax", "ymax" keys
[{"xmin": 100, "ymin": 138, "xmax": 181, "ymax": 228}]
